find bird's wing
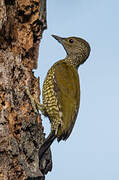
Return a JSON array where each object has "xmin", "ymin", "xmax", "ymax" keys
[{"xmin": 53, "ymin": 61, "xmax": 80, "ymax": 141}]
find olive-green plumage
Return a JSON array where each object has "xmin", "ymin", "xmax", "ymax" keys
[
  {"xmin": 26, "ymin": 35, "xmax": 90, "ymax": 160},
  {"xmin": 43, "ymin": 59, "xmax": 80, "ymax": 141},
  {"xmin": 42, "ymin": 35, "xmax": 90, "ymax": 141}
]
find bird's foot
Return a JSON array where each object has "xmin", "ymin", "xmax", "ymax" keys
[{"xmin": 25, "ymin": 86, "xmax": 46, "ymax": 114}]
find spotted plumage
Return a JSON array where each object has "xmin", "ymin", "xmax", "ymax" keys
[
  {"xmin": 26, "ymin": 35, "xmax": 91, "ymax": 160},
  {"xmin": 42, "ymin": 60, "xmax": 80, "ymax": 141}
]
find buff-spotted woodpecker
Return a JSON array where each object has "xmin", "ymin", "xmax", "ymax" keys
[{"xmin": 26, "ymin": 35, "xmax": 91, "ymax": 160}]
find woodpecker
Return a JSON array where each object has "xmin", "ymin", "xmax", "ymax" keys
[{"xmin": 26, "ymin": 35, "xmax": 90, "ymax": 160}]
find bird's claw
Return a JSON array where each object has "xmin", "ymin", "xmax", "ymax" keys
[{"xmin": 25, "ymin": 86, "xmax": 38, "ymax": 113}]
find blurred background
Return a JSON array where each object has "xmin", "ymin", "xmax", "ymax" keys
[{"xmin": 34, "ymin": 0, "xmax": 119, "ymax": 179}]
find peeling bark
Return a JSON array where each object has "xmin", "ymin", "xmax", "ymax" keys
[{"xmin": 0, "ymin": 0, "xmax": 52, "ymax": 179}]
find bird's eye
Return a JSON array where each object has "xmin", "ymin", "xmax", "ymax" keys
[{"xmin": 69, "ymin": 39, "xmax": 74, "ymax": 43}]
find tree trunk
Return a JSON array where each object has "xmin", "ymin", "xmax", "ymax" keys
[{"xmin": 0, "ymin": 0, "xmax": 52, "ymax": 179}]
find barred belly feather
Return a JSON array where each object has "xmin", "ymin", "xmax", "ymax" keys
[
  {"xmin": 26, "ymin": 35, "xmax": 91, "ymax": 160},
  {"xmin": 43, "ymin": 67, "xmax": 63, "ymax": 135}
]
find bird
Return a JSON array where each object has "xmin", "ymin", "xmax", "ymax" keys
[{"xmin": 26, "ymin": 35, "xmax": 91, "ymax": 160}]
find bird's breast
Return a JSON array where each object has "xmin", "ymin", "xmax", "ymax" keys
[{"xmin": 42, "ymin": 60, "xmax": 80, "ymax": 140}]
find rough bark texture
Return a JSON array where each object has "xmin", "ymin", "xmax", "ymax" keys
[{"xmin": 0, "ymin": 0, "xmax": 52, "ymax": 179}]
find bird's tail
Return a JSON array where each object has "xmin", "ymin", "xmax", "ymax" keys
[{"xmin": 39, "ymin": 131, "xmax": 56, "ymax": 161}]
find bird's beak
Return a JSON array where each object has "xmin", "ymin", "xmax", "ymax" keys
[{"xmin": 52, "ymin": 35, "xmax": 64, "ymax": 44}]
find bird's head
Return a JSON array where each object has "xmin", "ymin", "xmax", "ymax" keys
[{"xmin": 52, "ymin": 35, "xmax": 91, "ymax": 68}]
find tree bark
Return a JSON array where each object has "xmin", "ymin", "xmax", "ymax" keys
[{"xmin": 0, "ymin": 0, "xmax": 52, "ymax": 179}]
